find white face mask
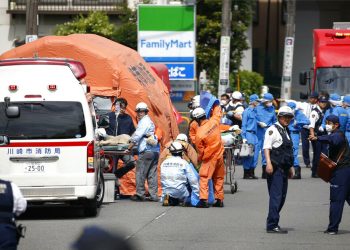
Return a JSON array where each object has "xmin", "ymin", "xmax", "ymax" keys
[
  {"xmin": 265, "ymin": 102, "xmax": 273, "ymax": 107},
  {"xmin": 325, "ymin": 124, "xmax": 333, "ymax": 132},
  {"xmin": 220, "ymin": 100, "xmax": 228, "ymax": 106}
]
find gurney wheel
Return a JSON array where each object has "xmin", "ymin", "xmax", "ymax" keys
[{"xmin": 230, "ymin": 181, "xmax": 238, "ymax": 194}]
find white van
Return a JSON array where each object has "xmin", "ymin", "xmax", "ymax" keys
[{"xmin": 0, "ymin": 58, "xmax": 104, "ymax": 217}]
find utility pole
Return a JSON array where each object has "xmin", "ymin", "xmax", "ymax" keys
[
  {"xmin": 26, "ymin": 0, "xmax": 39, "ymax": 43},
  {"xmin": 281, "ymin": 0, "xmax": 296, "ymax": 99},
  {"xmin": 218, "ymin": 0, "xmax": 232, "ymax": 97}
]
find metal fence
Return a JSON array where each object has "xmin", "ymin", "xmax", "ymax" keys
[{"xmin": 8, "ymin": 0, "xmax": 126, "ymax": 14}]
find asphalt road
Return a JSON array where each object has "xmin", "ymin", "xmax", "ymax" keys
[{"xmin": 17, "ymin": 165, "xmax": 350, "ymax": 250}]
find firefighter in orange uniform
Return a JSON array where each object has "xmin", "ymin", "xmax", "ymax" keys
[{"xmin": 193, "ymin": 107, "xmax": 225, "ymax": 208}]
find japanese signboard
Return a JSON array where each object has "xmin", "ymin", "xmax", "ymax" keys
[{"xmin": 138, "ymin": 5, "xmax": 196, "ymax": 81}]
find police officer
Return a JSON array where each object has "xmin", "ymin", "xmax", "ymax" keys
[
  {"xmin": 241, "ymin": 94, "xmax": 260, "ymax": 179},
  {"xmin": 309, "ymin": 115, "xmax": 350, "ymax": 235},
  {"xmin": 0, "ymin": 178, "xmax": 27, "ymax": 249},
  {"xmin": 161, "ymin": 141, "xmax": 200, "ymax": 206},
  {"xmin": 322, "ymin": 93, "xmax": 348, "ymax": 132},
  {"xmin": 220, "ymin": 94, "xmax": 234, "ymax": 126},
  {"xmin": 287, "ymin": 102, "xmax": 310, "ymax": 179},
  {"xmin": 309, "ymin": 96, "xmax": 329, "ymax": 178},
  {"xmin": 263, "ymin": 106, "xmax": 294, "ymax": 234},
  {"xmin": 256, "ymin": 93, "xmax": 277, "ymax": 178},
  {"xmin": 300, "ymin": 91, "xmax": 319, "ymax": 168},
  {"xmin": 342, "ymin": 95, "xmax": 350, "ymax": 145}
]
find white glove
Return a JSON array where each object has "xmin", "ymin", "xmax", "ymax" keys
[
  {"xmin": 258, "ymin": 122, "xmax": 267, "ymax": 128},
  {"xmin": 229, "ymin": 125, "xmax": 240, "ymax": 131},
  {"xmin": 242, "ymin": 139, "xmax": 247, "ymax": 143},
  {"xmin": 318, "ymin": 126, "xmax": 324, "ymax": 132}
]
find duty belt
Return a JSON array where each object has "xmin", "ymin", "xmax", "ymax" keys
[{"xmin": 0, "ymin": 217, "xmax": 15, "ymax": 225}]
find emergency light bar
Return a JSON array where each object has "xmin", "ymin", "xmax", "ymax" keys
[
  {"xmin": 0, "ymin": 58, "xmax": 87, "ymax": 80},
  {"xmin": 48, "ymin": 84, "xmax": 57, "ymax": 91},
  {"xmin": 9, "ymin": 85, "xmax": 17, "ymax": 91}
]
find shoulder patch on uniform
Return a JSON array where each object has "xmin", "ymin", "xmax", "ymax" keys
[
  {"xmin": 269, "ymin": 130, "xmax": 273, "ymax": 135},
  {"xmin": 312, "ymin": 114, "xmax": 315, "ymax": 118}
]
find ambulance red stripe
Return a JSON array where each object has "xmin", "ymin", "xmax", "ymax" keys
[{"xmin": 4, "ymin": 141, "xmax": 90, "ymax": 147}]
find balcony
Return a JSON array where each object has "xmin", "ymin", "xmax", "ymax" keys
[{"xmin": 7, "ymin": 0, "xmax": 126, "ymax": 15}]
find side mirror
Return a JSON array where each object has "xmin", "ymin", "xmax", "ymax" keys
[
  {"xmin": 6, "ymin": 106, "xmax": 20, "ymax": 118},
  {"xmin": 300, "ymin": 92, "xmax": 308, "ymax": 100},
  {"xmin": 299, "ymin": 72, "xmax": 307, "ymax": 85},
  {"xmin": 0, "ymin": 135, "xmax": 10, "ymax": 146}
]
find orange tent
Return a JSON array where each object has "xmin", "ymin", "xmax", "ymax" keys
[{"xmin": 0, "ymin": 34, "xmax": 179, "ymax": 145}]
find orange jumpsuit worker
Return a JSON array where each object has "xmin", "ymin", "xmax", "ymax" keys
[{"xmin": 193, "ymin": 107, "xmax": 225, "ymax": 208}]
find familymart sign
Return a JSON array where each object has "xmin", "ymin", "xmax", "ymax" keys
[{"xmin": 138, "ymin": 5, "xmax": 196, "ymax": 80}]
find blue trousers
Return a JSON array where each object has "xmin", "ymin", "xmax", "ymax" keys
[
  {"xmin": 0, "ymin": 223, "xmax": 18, "ymax": 250},
  {"xmin": 257, "ymin": 127, "xmax": 267, "ymax": 166},
  {"xmin": 311, "ymin": 140, "xmax": 328, "ymax": 175},
  {"xmin": 266, "ymin": 168, "xmax": 288, "ymax": 230},
  {"xmin": 242, "ymin": 132, "xmax": 259, "ymax": 170},
  {"xmin": 346, "ymin": 132, "xmax": 350, "ymax": 147},
  {"xmin": 300, "ymin": 128, "xmax": 311, "ymax": 165},
  {"xmin": 290, "ymin": 132, "xmax": 300, "ymax": 167},
  {"xmin": 327, "ymin": 167, "xmax": 350, "ymax": 232}
]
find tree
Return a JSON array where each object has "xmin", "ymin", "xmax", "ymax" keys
[
  {"xmin": 234, "ymin": 70, "xmax": 264, "ymax": 98},
  {"xmin": 55, "ymin": 11, "xmax": 116, "ymax": 39},
  {"xmin": 196, "ymin": 0, "xmax": 255, "ymax": 90}
]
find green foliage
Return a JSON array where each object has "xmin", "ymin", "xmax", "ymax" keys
[
  {"xmin": 197, "ymin": 0, "xmax": 255, "ymax": 88},
  {"xmin": 54, "ymin": 11, "xmax": 116, "ymax": 39},
  {"xmin": 232, "ymin": 70, "xmax": 264, "ymax": 97}
]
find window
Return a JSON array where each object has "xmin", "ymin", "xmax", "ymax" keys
[{"xmin": 0, "ymin": 102, "xmax": 86, "ymax": 140}]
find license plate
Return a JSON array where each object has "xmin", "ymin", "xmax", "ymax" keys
[{"xmin": 24, "ymin": 162, "xmax": 45, "ymax": 173}]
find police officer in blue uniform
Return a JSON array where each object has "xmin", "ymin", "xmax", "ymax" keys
[
  {"xmin": 263, "ymin": 106, "xmax": 295, "ymax": 234},
  {"xmin": 322, "ymin": 93, "xmax": 348, "ymax": 132},
  {"xmin": 241, "ymin": 94, "xmax": 260, "ymax": 179},
  {"xmin": 309, "ymin": 96, "xmax": 329, "ymax": 178},
  {"xmin": 256, "ymin": 93, "xmax": 277, "ymax": 179},
  {"xmin": 287, "ymin": 102, "xmax": 310, "ymax": 179},
  {"xmin": 343, "ymin": 95, "xmax": 350, "ymax": 145},
  {"xmin": 0, "ymin": 178, "xmax": 27, "ymax": 249},
  {"xmin": 310, "ymin": 115, "xmax": 350, "ymax": 235}
]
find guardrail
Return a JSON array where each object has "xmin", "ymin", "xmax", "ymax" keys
[{"xmin": 7, "ymin": 0, "xmax": 126, "ymax": 14}]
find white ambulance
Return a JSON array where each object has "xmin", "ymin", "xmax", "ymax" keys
[{"xmin": 0, "ymin": 58, "xmax": 104, "ymax": 217}]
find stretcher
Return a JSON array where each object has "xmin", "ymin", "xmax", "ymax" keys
[{"xmin": 221, "ymin": 132, "xmax": 255, "ymax": 194}]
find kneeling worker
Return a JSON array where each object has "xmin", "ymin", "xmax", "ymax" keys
[
  {"xmin": 264, "ymin": 106, "xmax": 295, "ymax": 234},
  {"xmin": 161, "ymin": 141, "xmax": 200, "ymax": 206}
]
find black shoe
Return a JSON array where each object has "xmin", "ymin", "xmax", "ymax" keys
[
  {"xmin": 130, "ymin": 194, "xmax": 145, "ymax": 202},
  {"xmin": 243, "ymin": 169, "xmax": 250, "ymax": 179},
  {"xmin": 311, "ymin": 173, "xmax": 319, "ymax": 178},
  {"xmin": 292, "ymin": 167, "xmax": 301, "ymax": 179},
  {"xmin": 262, "ymin": 166, "xmax": 267, "ymax": 179},
  {"xmin": 196, "ymin": 199, "xmax": 209, "ymax": 208},
  {"xmin": 305, "ymin": 164, "xmax": 311, "ymax": 168},
  {"xmin": 212, "ymin": 199, "xmax": 224, "ymax": 207},
  {"xmin": 324, "ymin": 230, "xmax": 337, "ymax": 235},
  {"xmin": 146, "ymin": 196, "xmax": 159, "ymax": 202},
  {"xmin": 249, "ymin": 169, "xmax": 258, "ymax": 179},
  {"xmin": 266, "ymin": 226, "xmax": 288, "ymax": 234}
]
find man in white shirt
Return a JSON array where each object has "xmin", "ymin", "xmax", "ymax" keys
[{"xmin": 263, "ymin": 106, "xmax": 295, "ymax": 234}]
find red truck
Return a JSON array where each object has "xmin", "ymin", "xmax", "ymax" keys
[{"xmin": 300, "ymin": 29, "xmax": 350, "ymax": 97}]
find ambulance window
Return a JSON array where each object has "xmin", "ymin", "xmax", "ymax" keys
[{"xmin": 0, "ymin": 102, "xmax": 86, "ymax": 140}]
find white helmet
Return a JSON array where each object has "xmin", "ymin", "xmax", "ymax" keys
[
  {"xmin": 277, "ymin": 106, "xmax": 294, "ymax": 117},
  {"xmin": 192, "ymin": 95, "xmax": 200, "ymax": 108},
  {"xmin": 135, "ymin": 102, "xmax": 149, "ymax": 112},
  {"xmin": 176, "ymin": 133, "xmax": 188, "ymax": 143},
  {"xmin": 192, "ymin": 107, "xmax": 206, "ymax": 119},
  {"xmin": 169, "ymin": 141, "xmax": 184, "ymax": 155},
  {"xmin": 231, "ymin": 91, "xmax": 242, "ymax": 100}
]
